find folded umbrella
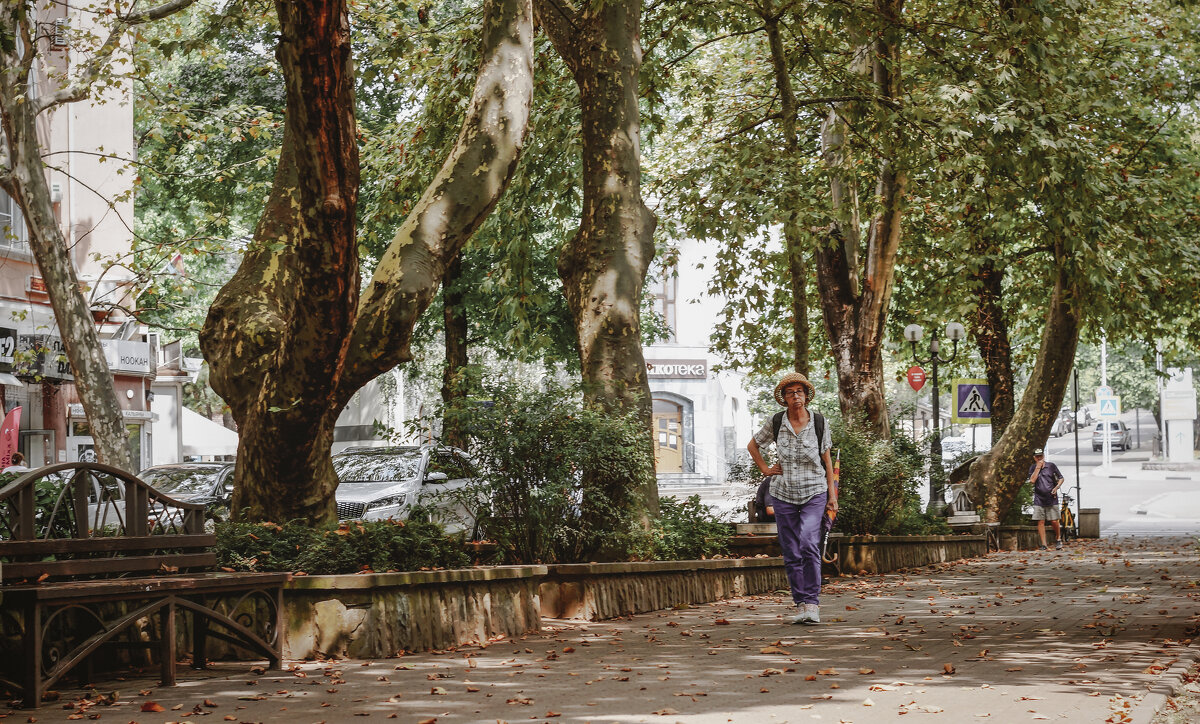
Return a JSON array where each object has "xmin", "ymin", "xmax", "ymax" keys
[{"xmin": 821, "ymin": 449, "xmax": 840, "ymax": 563}]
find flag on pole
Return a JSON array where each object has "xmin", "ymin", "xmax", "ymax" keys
[{"xmin": 0, "ymin": 406, "xmax": 21, "ymax": 470}]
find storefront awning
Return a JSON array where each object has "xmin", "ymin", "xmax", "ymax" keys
[
  {"xmin": 182, "ymin": 407, "xmax": 239, "ymax": 457},
  {"xmin": 0, "ymin": 372, "xmax": 22, "ymax": 387}
]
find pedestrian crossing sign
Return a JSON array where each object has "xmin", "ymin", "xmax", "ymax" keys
[
  {"xmin": 1098, "ymin": 396, "xmax": 1120, "ymax": 419},
  {"xmin": 952, "ymin": 379, "xmax": 991, "ymax": 424}
]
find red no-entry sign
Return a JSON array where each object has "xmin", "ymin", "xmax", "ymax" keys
[{"xmin": 907, "ymin": 366, "xmax": 926, "ymax": 392}]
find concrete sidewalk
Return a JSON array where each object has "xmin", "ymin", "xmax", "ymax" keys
[{"xmin": 14, "ymin": 536, "xmax": 1199, "ymax": 723}]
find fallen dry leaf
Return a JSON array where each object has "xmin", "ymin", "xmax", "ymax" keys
[
  {"xmin": 140, "ymin": 702, "xmax": 165, "ymax": 712},
  {"xmin": 943, "ymin": 663, "xmax": 956, "ymax": 675}
]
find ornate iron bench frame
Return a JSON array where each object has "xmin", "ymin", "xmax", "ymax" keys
[{"xmin": 0, "ymin": 463, "xmax": 288, "ymax": 708}]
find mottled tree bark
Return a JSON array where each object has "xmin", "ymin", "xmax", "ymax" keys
[
  {"xmin": 972, "ymin": 256, "xmax": 1015, "ymax": 439},
  {"xmin": 534, "ymin": 0, "xmax": 660, "ymax": 525},
  {"xmin": 441, "ymin": 255, "xmax": 469, "ymax": 449},
  {"xmin": 764, "ymin": 13, "xmax": 810, "ymax": 376},
  {"xmin": 202, "ymin": 0, "xmax": 534, "ymax": 523},
  {"xmin": 815, "ymin": 0, "xmax": 906, "ymax": 437},
  {"xmin": 337, "ymin": 0, "xmax": 534, "ymax": 398},
  {"xmin": 201, "ymin": 0, "xmax": 360, "ymax": 523},
  {"xmin": 966, "ymin": 244, "xmax": 1080, "ymax": 522}
]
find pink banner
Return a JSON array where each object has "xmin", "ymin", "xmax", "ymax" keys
[{"xmin": 1, "ymin": 406, "xmax": 21, "ymax": 470}]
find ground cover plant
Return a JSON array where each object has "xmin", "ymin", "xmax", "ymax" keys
[{"xmin": 214, "ymin": 518, "xmax": 469, "ymax": 574}]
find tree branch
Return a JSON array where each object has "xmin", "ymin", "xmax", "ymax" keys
[
  {"xmin": 663, "ymin": 26, "xmax": 765, "ymax": 68},
  {"xmin": 33, "ymin": 0, "xmax": 200, "ymax": 116}
]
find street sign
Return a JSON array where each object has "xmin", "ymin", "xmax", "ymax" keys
[
  {"xmin": 907, "ymin": 366, "xmax": 926, "ymax": 392},
  {"xmin": 1096, "ymin": 385, "xmax": 1113, "ymax": 401},
  {"xmin": 952, "ymin": 379, "xmax": 991, "ymax": 424},
  {"xmin": 1097, "ymin": 396, "xmax": 1121, "ymax": 419}
]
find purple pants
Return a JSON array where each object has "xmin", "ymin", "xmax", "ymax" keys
[{"xmin": 770, "ymin": 492, "xmax": 827, "ymax": 606}]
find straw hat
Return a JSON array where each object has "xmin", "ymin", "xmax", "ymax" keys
[{"xmin": 774, "ymin": 372, "xmax": 816, "ymax": 407}]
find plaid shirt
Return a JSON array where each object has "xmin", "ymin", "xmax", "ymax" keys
[{"xmin": 754, "ymin": 412, "xmax": 832, "ymax": 505}]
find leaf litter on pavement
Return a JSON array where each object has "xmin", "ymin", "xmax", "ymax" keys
[{"xmin": 17, "ymin": 537, "xmax": 1198, "ymax": 723}]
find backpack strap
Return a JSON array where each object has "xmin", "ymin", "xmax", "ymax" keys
[{"xmin": 772, "ymin": 410, "xmax": 828, "ymax": 471}]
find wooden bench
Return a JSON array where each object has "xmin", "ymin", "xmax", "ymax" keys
[{"xmin": 0, "ymin": 463, "xmax": 289, "ymax": 708}]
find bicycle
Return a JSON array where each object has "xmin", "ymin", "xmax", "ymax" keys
[{"xmin": 1059, "ymin": 492, "xmax": 1078, "ymax": 542}]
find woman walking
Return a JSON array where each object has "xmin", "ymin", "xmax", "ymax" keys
[{"xmin": 747, "ymin": 372, "xmax": 835, "ymax": 624}]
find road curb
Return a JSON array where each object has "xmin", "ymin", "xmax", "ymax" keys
[{"xmin": 1128, "ymin": 638, "xmax": 1200, "ymax": 724}]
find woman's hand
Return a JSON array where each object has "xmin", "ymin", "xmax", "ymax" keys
[
  {"xmin": 826, "ymin": 497, "xmax": 838, "ymax": 513},
  {"xmin": 761, "ymin": 463, "xmax": 783, "ymax": 476}
]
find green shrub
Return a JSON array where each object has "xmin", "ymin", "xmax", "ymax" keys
[
  {"xmin": 1001, "ymin": 483, "xmax": 1034, "ymax": 526},
  {"xmin": 831, "ymin": 417, "xmax": 927, "ymax": 535},
  {"xmin": 214, "ymin": 519, "xmax": 469, "ymax": 574},
  {"xmin": 445, "ymin": 377, "xmax": 655, "ymax": 564},
  {"xmin": 640, "ymin": 495, "xmax": 730, "ymax": 560}
]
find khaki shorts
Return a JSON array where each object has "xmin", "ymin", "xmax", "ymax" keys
[{"xmin": 1032, "ymin": 504, "xmax": 1060, "ymax": 521}]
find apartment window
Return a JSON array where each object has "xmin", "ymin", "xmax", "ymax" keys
[
  {"xmin": 649, "ymin": 273, "xmax": 678, "ymax": 342},
  {"xmin": 0, "ymin": 191, "xmax": 29, "ymax": 249}
]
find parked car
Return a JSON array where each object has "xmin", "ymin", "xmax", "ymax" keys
[
  {"xmin": 332, "ymin": 446, "xmax": 481, "ymax": 535},
  {"xmin": 1051, "ymin": 410, "xmax": 1075, "ymax": 437},
  {"xmin": 1091, "ymin": 421, "xmax": 1132, "ymax": 451},
  {"xmin": 139, "ymin": 462, "xmax": 236, "ymax": 525}
]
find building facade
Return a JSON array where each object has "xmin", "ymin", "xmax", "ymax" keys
[
  {"xmin": 644, "ymin": 238, "xmax": 754, "ymax": 489},
  {"xmin": 0, "ymin": 3, "xmax": 161, "ymax": 470}
]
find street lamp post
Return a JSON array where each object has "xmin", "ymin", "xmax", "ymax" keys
[{"xmin": 905, "ymin": 321, "xmax": 966, "ymax": 513}]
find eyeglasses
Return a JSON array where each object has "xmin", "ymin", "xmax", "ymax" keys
[{"xmin": 783, "ymin": 390, "xmax": 806, "ymax": 398}]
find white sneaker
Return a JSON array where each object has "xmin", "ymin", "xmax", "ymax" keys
[
  {"xmin": 801, "ymin": 603, "xmax": 821, "ymax": 625},
  {"xmin": 789, "ymin": 609, "xmax": 810, "ymax": 625}
]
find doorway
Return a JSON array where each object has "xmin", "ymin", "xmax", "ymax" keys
[{"xmin": 652, "ymin": 399, "xmax": 684, "ymax": 473}]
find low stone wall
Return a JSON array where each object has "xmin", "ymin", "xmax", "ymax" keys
[
  {"xmin": 278, "ymin": 536, "xmax": 1001, "ymax": 653},
  {"xmin": 539, "ymin": 558, "xmax": 788, "ymax": 621},
  {"xmin": 283, "ymin": 566, "xmax": 545, "ymax": 659},
  {"xmin": 836, "ymin": 534, "xmax": 987, "ymax": 575},
  {"xmin": 996, "ymin": 525, "xmax": 1040, "ymax": 550}
]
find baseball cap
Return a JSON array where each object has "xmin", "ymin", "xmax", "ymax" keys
[{"xmin": 1033, "ymin": 448, "xmax": 1045, "ymax": 456}]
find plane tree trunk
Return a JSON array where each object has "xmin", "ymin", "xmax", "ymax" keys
[
  {"xmin": 764, "ymin": 12, "xmax": 810, "ymax": 375},
  {"xmin": 535, "ymin": 0, "xmax": 660, "ymax": 530},
  {"xmin": 814, "ymin": 0, "xmax": 907, "ymax": 437},
  {"xmin": 201, "ymin": 0, "xmax": 534, "ymax": 524},
  {"xmin": 966, "ymin": 243, "xmax": 1081, "ymax": 522},
  {"xmin": 201, "ymin": 0, "xmax": 360, "ymax": 524}
]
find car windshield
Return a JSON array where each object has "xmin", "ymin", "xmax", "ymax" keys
[
  {"xmin": 1094, "ymin": 423, "xmax": 1120, "ymax": 431},
  {"xmin": 141, "ymin": 466, "xmax": 225, "ymax": 496},
  {"xmin": 333, "ymin": 448, "xmax": 422, "ymax": 483}
]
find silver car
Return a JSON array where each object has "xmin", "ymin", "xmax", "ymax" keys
[
  {"xmin": 1091, "ymin": 421, "xmax": 1132, "ymax": 451},
  {"xmin": 332, "ymin": 446, "xmax": 480, "ymax": 534}
]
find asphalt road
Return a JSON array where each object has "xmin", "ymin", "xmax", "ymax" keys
[{"xmin": 1041, "ymin": 410, "xmax": 1200, "ymax": 537}]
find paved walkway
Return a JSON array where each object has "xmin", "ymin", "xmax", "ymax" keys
[{"xmin": 13, "ymin": 536, "xmax": 1199, "ymax": 723}]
